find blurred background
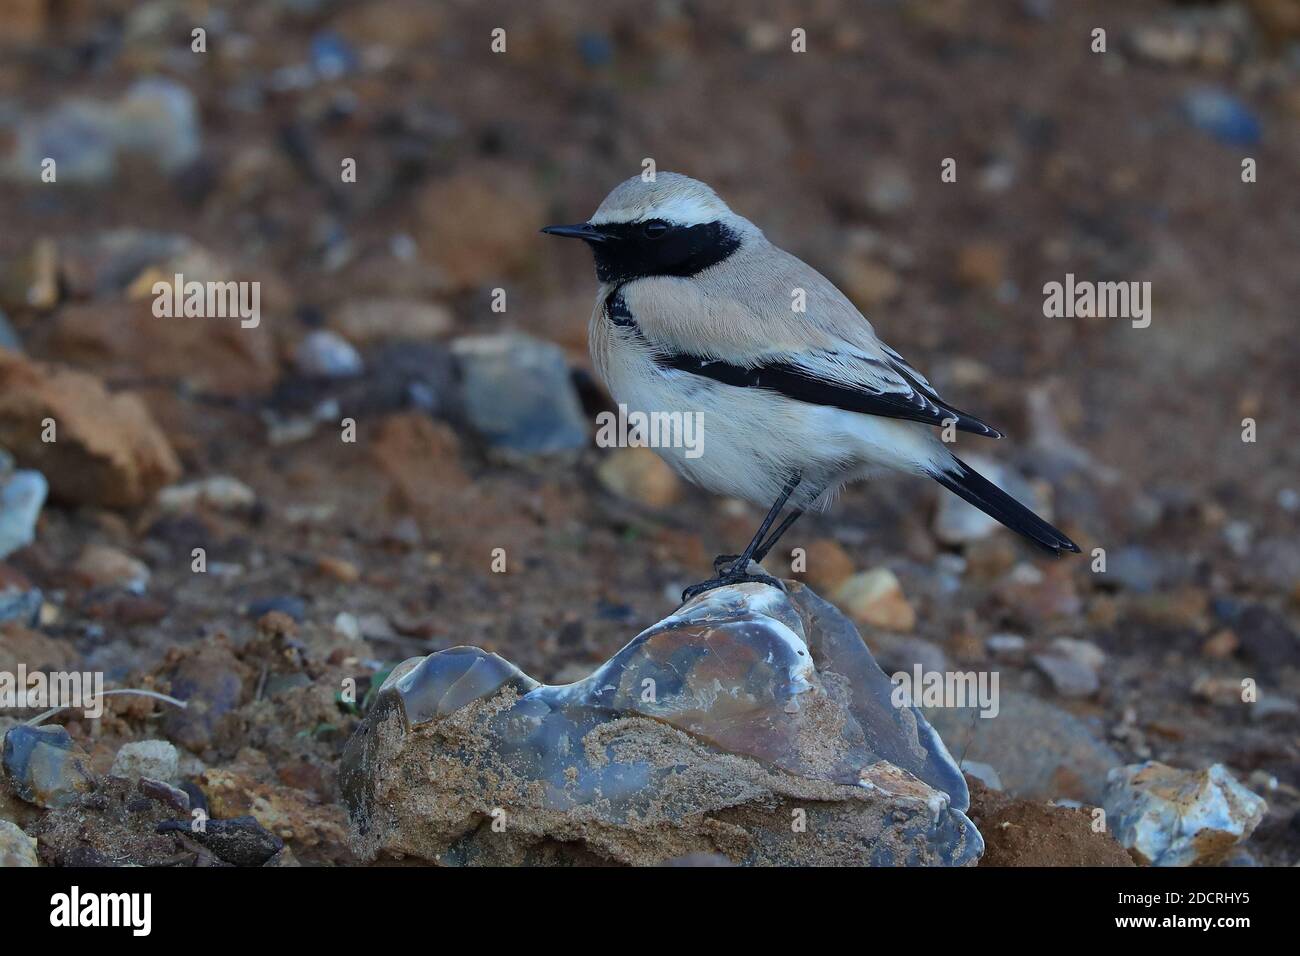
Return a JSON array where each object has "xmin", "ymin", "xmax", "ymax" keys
[{"xmin": 0, "ymin": 0, "xmax": 1297, "ymax": 865}]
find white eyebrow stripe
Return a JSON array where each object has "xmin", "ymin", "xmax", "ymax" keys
[{"xmin": 591, "ymin": 193, "xmax": 725, "ymax": 227}]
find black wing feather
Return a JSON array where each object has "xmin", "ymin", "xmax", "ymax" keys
[
  {"xmin": 656, "ymin": 351, "xmax": 1003, "ymax": 438},
  {"xmin": 606, "ymin": 288, "xmax": 1003, "ymax": 438}
]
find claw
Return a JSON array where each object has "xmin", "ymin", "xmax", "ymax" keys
[{"xmin": 681, "ymin": 569, "xmax": 786, "ymax": 604}]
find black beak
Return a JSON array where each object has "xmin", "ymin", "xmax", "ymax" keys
[{"xmin": 541, "ymin": 222, "xmax": 609, "ymax": 243}]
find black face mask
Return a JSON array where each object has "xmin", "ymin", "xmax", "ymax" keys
[{"xmin": 587, "ymin": 219, "xmax": 742, "ymax": 283}]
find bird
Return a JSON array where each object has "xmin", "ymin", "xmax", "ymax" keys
[{"xmin": 543, "ymin": 172, "xmax": 1079, "ymax": 601}]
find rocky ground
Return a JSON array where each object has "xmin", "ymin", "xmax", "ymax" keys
[{"xmin": 0, "ymin": 0, "xmax": 1298, "ymax": 866}]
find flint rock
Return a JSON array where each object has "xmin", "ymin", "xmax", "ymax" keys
[
  {"xmin": 0, "ymin": 352, "xmax": 180, "ymax": 508},
  {"xmin": 0, "ymin": 469, "xmax": 46, "ymax": 559},
  {"xmin": 1182, "ymin": 87, "xmax": 1261, "ymax": 146},
  {"xmin": 927, "ymin": 693, "xmax": 1121, "ymax": 804},
  {"xmin": 342, "ymin": 581, "xmax": 982, "ymax": 866},
  {"xmin": 156, "ymin": 815, "xmax": 283, "ymax": 867},
  {"xmin": 0, "ymin": 309, "xmax": 20, "ymax": 350},
  {"xmin": 293, "ymin": 330, "xmax": 364, "ymax": 379},
  {"xmin": 451, "ymin": 334, "xmax": 587, "ymax": 454},
  {"xmin": 1103, "ymin": 762, "xmax": 1266, "ymax": 866},
  {"xmin": 1, "ymin": 724, "xmax": 95, "ymax": 809},
  {"xmin": 72, "ymin": 544, "xmax": 150, "ymax": 593},
  {"xmin": 834, "ymin": 567, "xmax": 916, "ymax": 632},
  {"xmin": 0, "ymin": 818, "xmax": 38, "ymax": 866},
  {"xmin": 157, "ymin": 476, "xmax": 257, "ymax": 514},
  {"xmin": 0, "ymin": 582, "xmax": 42, "ymax": 626},
  {"xmin": 5, "ymin": 77, "xmax": 199, "ymax": 183},
  {"xmin": 50, "ymin": 298, "xmax": 280, "ymax": 400},
  {"xmin": 596, "ymin": 447, "xmax": 681, "ymax": 509},
  {"xmin": 328, "ymin": 298, "xmax": 452, "ymax": 345},
  {"xmin": 1032, "ymin": 639, "xmax": 1104, "ymax": 699},
  {"xmin": 110, "ymin": 740, "xmax": 179, "ymax": 784}
]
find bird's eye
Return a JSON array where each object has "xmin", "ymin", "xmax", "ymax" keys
[{"xmin": 642, "ymin": 219, "xmax": 670, "ymax": 239}]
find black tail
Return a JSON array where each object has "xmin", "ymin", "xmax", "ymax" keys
[{"xmin": 932, "ymin": 456, "xmax": 1080, "ymax": 556}]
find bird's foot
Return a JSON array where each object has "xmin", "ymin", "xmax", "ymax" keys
[
  {"xmin": 681, "ymin": 566, "xmax": 784, "ymax": 604},
  {"xmin": 712, "ymin": 553, "xmax": 741, "ymax": 575}
]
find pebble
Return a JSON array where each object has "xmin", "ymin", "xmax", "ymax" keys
[
  {"xmin": 1250, "ymin": 696, "xmax": 1300, "ymax": 722},
  {"xmin": 0, "ymin": 819, "xmax": 38, "ymax": 867},
  {"xmin": 328, "ymin": 298, "xmax": 452, "ymax": 345},
  {"xmin": 1127, "ymin": 23, "xmax": 1199, "ymax": 66},
  {"xmin": 0, "ymin": 308, "xmax": 21, "ymax": 350},
  {"xmin": 797, "ymin": 538, "xmax": 855, "ymax": 592},
  {"xmin": 0, "ymin": 583, "xmax": 42, "ymax": 626},
  {"xmin": 873, "ymin": 634, "xmax": 948, "ymax": 676},
  {"xmin": 451, "ymin": 334, "xmax": 588, "ymax": 454},
  {"xmin": 1047, "ymin": 637, "xmax": 1106, "ymax": 673},
  {"xmin": 333, "ymin": 612, "xmax": 362, "ymax": 641},
  {"xmin": 1103, "ymin": 762, "xmax": 1266, "ymax": 866},
  {"xmin": 138, "ymin": 777, "xmax": 190, "ymax": 813},
  {"xmin": 157, "ymin": 475, "xmax": 257, "ymax": 513},
  {"xmin": 317, "ymin": 556, "xmax": 361, "ymax": 583},
  {"xmin": 0, "ymin": 470, "xmax": 46, "ymax": 560},
  {"xmin": 1191, "ymin": 674, "xmax": 1247, "ymax": 705},
  {"xmin": 158, "ymin": 642, "xmax": 250, "ymax": 752},
  {"xmin": 961, "ymin": 760, "xmax": 1003, "ymax": 791},
  {"xmin": 577, "ymin": 32, "xmax": 614, "ymax": 68},
  {"xmin": 926, "ymin": 694, "xmax": 1121, "ymax": 804},
  {"xmin": 0, "ymin": 351, "xmax": 181, "ymax": 509},
  {"xmin": 246, "ymin": 595, "xmax": 306, "ymax": 622},
  {"xmin": 1182, "ymin": 86, "xmax": 1262, "ymax": 146},
  {"xmin": 955, "ymin": 241, "xmax": 1007, "ymax": 290},
  {"xmin": 310, "ymin": 31, "xmax": 359, "ymax": 78},
  {"xmin": 861, "ymin": 160, "xmax": 915, "ymax": 217},
  {"xmin": 8, "ymin": 100, "xmax": 116, "ymax": 183},
  {"xmin": 1033, "ymin": 649, "xmax": 1100, "ymax": 698},
  {"xmin": 156, "ymin": 815, "xmax": 284, "ymax": 867},
  {"xmin": 293, "ymin": 329, "xmax": 364, "ymax": 379},
  {"xmin": 1233, "ymin": 604, "xmax": 1300, "ymax": 668},
  {"xmin": 985, "ymin": 632, "xmax": 1028, "ymax": 661},
  {"xmin": 1104, "ymin": 545, "xmax": 1165, "ymax": 593},
  {"xmin": 8, "ymin": 78, "xmax": 201, "ymax": 183},
  {"xmin": 110, "ymin": 740, "xmax": 179, "ymax": 783},
  {"xmin": 834, "ymin": 567, "xmax": 916, "ymax": 632},
  {"xmin": 595, "ymin": 447, "xmax": 681, "ymax": 509},
  {"xmin": 1201, "ymin": 629, "xmax": 1239, "ymax": 659},
  {"xmin": 1, "ymin": 724, "xmax": 95, "ymax": 809},
  {"xmin": 839, "ymin": 253, "xmax": 902, "ymax": 310},
  {"xmin": 72, "ymin": 544, "xmax": 150, "ymax": 593},
  {"xmin": 0, "ymin": 238, "xmax": 59, "ymax": 312},
  {"xmin": 994, "ymin": 561, "xmax": 1082, "ymax": 622},
  {"xmin": 112, "ymin": 78, "xmax": 202, "ymax": 173},
  {"xmin": 1249, "ymin": 536, "xmax": 1300, "ymax": 593}
]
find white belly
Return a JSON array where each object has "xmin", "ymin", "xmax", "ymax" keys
[{"xmin": 601, "ymin": 346, "xmax": 948, "ymax": 510}]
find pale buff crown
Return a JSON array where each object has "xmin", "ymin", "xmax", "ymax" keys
[{"xmin": 589, "ymin": 172, "xmax": 738, "ymax": 228}]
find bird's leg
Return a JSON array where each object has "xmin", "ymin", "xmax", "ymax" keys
[
  {"xmin": 752, "ymin": 509, "xmax": 804, "ymax": 563},
  {"xmin": 723, "ymin": 472, "xmax": 802, "ymax": 575},
  {"xmin": 686, "ymin": 473, "xmax": 801, "ymax": 602},
  {"xmin": 711, "ymin": 505, "xmax": 808, "ymax": 574}
]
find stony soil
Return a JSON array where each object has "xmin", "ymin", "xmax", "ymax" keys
[{"xmin": 0, "ymin": 0, "xmax": 1296, "ymax": 866}]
